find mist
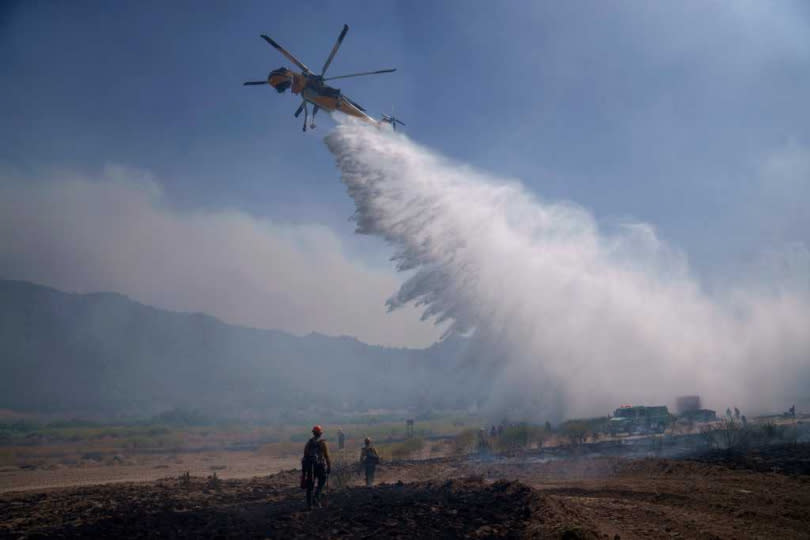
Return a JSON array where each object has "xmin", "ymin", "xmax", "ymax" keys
[
  {"xmin": 326, "ymin": 122, "xmax": 810, "ymax": 421},
  {"xmin": 0, "ymin": 166, "xmax": 441, "ymax": 347}
]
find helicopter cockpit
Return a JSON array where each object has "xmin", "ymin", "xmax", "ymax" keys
[{"xmin": 268, "ymin": 68, "xmax": 292, "ymax": 93}]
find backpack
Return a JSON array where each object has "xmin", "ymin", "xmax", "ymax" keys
[
  {"xmin": 304, "ymin": 437, "xmax": 326, "ymax": 467},
  {"xmin": 364, "ymin": 446, "xmax": 380, "ymax": 465}
]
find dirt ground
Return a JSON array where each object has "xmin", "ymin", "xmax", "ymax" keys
[
  {"xmin": 0, "ymin": 451, "xmax": 299, "ymax": 494},
  {"xmin": 0, "ymin": 436, "xmax": 445, "ymax": 494},
  {"xmin": 2, "ymin": 444, "xmax": 809, "ymax": 539}
]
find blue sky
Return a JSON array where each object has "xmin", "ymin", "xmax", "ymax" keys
[{"xmin": 1, "ymin": 1, "xmax": 808, "ymax": 345}]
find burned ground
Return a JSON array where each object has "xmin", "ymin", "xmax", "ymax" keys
[
  {"xmin": 2, "ymin": 445, "xmax": 810, "ymax": 539},
  {"xmin": 688, "ymin": 442, "xmax": 810, "ymax": 476},
  {"xmin": 0, "ymin": 474, "xmax": 551, "ymax": 539}
]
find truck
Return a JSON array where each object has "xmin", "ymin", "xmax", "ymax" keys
[{"xmin": 607, "ymin": 405, "xmax": 671, "ymax": 435}]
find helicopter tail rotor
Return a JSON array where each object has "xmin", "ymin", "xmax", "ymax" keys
[{"xmin": 381, "ymin": 113, "xmax": 406, "ymax": 130}]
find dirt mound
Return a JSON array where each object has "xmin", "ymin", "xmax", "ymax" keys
[{"xmin": 1, "ymin": 475, "xmax": 583, "ymax": 539}]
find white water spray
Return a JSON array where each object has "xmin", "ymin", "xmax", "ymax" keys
[{"xmin": 326, "ymin": 122, "xmax": 810, "ymax": 421}]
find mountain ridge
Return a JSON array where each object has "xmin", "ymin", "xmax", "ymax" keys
[{"xmin": 0, "ymin": 279, "xmax": 472, "ymax": 418}]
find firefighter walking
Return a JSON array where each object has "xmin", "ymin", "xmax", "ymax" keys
[{"xmin": 301, "ymin": 425, "xmax": 331, "ymax": 509}]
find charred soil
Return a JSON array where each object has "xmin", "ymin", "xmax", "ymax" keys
[{"xmin": 2, "ymin": 445, "xmax": 810, "ymax": 539}]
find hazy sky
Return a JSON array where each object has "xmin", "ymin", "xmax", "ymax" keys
[{"xmin": 1, "ymin": 1, "xmax": 808, "ymax": 347}]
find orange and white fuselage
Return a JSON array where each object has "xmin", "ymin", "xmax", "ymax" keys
[{"xmin": 268, "ymin": 68, "xmax": 377, "ymax": 124}]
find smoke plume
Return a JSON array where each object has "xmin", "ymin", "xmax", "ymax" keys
[
  {"xmin": 326, "ymin": 122, "xmax": 810, "ymax": 421},
  {"xmin": 0, "ymin": 167, "xmax": 441, "ymax": 347}
]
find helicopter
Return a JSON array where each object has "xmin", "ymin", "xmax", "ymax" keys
[{"xmin": 244, "ymin": 24, "xmax": 398, "ymax": 132}]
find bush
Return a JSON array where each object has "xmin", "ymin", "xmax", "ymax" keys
[
  {"xmin": 721, "ymin": 417, "xmax": 748, "ymax": 449},
  {"xmin": 698, "ymin": 417, "xmax": 798, "ymax": 450},
  {"xmin": 754, "ymin": 422, "xmax": 798, "ymax": 445},
  {"xmin": 494, "ymin": 424, "xmax": 547, "ymax": 454},
  {"xmin": 329, "ymin": 453, "xmax": 359, "ymax": 489},
  {"xmin": 559, "ymin": 421, "xmax": 590, "ymax": 447}
]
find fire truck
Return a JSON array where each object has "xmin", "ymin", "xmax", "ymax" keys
[{"xmin": 607, "ymin": 405, "xmax": 671, "ymax": 435}]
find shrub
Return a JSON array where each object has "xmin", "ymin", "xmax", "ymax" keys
[
  {"xmin": 707, "ymin": 417, "xmax": 750, "ymax": 450},
  {"xmin": 494, "ymin": 424, "xmax": 547, "ymax": 454},
  {"xmin": 329, "ymin": 453, "xmax": 359, "ymax": 489},
  {"xmin": 748, "ymin": 422, "xmax": 798, "ymax": 446},
  {"xmin": 700, "ymin": 417, "xmax": 757, "ymax": 450},
  {"xmin": 559, "ymin": 421, "xmax": 590, "ymax": 447}
]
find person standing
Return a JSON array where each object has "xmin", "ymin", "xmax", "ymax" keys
[
  {"xmin": 301, "ymin": 425, "xmax": 331, "ymax": 509},
  {"xmin": 359, "ymin": 437, "xmax": 379, "ymax": 487},
  {"xmin": 477, "ymin": 428, "xmax": 489, "ymax": 454},
  {"xmin": 337, "ymin": 428, "xmax": 345, "ymax": 450}
]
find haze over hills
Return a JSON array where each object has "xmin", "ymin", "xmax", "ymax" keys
[{"xmin": 0, "ymin": 279, "xmax": 473, "ymax": 419}]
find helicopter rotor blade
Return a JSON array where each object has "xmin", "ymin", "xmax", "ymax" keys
[
  {"xmin": 324, "ymin": 68, "xmax": 396, "ymax": 81},
  {"xmin": 243, "ymin": 81, "xmax": 268, "ymax": 86},
  {"xmin": 321, "ymin": 24, "xmax": 348, "ymax": 76},
  {"xmin": 260, "ymin": 34, "xmax": 311, "ymax": 73}
]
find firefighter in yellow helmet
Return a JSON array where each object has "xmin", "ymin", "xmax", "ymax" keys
[
  {"xmin": 301, "ymin": 425, "xmax": 331, "ymax": 509},
  {"xmin": 359, "ymin": 437, "xmax": 380, "ymax": 486}
]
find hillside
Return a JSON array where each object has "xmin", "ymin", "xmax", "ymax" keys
[{"xmin": 0, "ymin": 279, "xmax": 472, "ymax": 418}]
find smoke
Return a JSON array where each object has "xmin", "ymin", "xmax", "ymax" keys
[
  {"xmin": 0, "ymin": 166, "xmax": 442, "ymax": 347},
  {"xmin": 325, "ymin": 122, "xmax": 810, "ymax": 421}
]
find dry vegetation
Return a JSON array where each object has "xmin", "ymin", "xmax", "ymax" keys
[{"xmin": 0, "ymin": 413, "xmax": 473, "ymax": 492}]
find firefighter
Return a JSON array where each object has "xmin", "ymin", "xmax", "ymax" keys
[
  {"xmin": 359, "ymin": 437, "xmax": 379, "ymax": 486},
  {"xmin": 301, "ymin": 425, "xmax": 331, "ymax": 509},
  {"xmin": 477, "ymin": 428, "xmax": 489, "ymax": 454},
  {"xmin": 337, "ymin": 428, "xmax": 345, "ymax": 450}
]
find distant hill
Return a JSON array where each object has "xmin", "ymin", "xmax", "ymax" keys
[{"xmin": 0, "ymin": 279, "xmax": 475, "ymax": 418}]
